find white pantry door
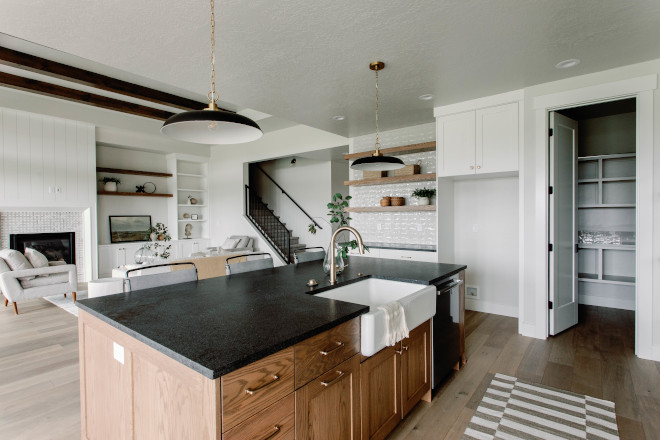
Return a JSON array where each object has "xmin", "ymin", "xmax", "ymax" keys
[{"xmin": 549, "ymin": 112, "xmax": 579, "ymax": 335}]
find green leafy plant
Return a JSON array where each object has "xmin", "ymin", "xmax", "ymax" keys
[
  {"xmin": 100, "ymin": 177, "xmax": 121, "ymax": 184},
  {"xmin": 411, "ymin": 187, "xmax": 436, "ymax": 198},
  {"xmin": 326, "ymin": 193, "xmax": 368, "ymax": 260},
  {"xmin": 146, "ymin": 223, "xmax": 172, "ymax": 259},
  {"xmin": 308, "ymin": 223, "xmax": 317, "ymax": 235}
]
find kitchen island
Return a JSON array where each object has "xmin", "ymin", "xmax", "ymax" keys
[{"xmin": 77, "ymin": 257, "xmax": 466, "ymax": 439}]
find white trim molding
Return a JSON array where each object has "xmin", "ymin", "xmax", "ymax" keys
[{"xmin": 466, "ymin": 298, "xmax": 518, "ymax": 319}]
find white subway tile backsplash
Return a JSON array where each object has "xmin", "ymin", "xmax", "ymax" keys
[{"xmin": 348, "ymin": 123, "xmax": 436, "ymax": 246}]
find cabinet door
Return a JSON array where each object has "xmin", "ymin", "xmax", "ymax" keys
[
  {"xmin": 98, "ymin": 246, "xmax": 116, "ymax": 278},
  {"xmin": 360, "ymin": 346, "xmax": 401, "ymax": 440},
  {"xmin": 295, "ymin": 354, "xmax": 360, "ymax": 440},
  {"xmin": 476, "ymin": 102, "xmax": 518, "ymax": 174},
  {"xmin": 437, "ymin": 111, "xmax": 476, "ymax": 177},
  {"xmin": 401, "ymin": 320, "xmax": 431, "ymax": 417}
]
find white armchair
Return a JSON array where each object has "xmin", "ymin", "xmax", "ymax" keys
[{"xmin": 0, "ymin": 261, "xmax": 77, "ymax": 315}]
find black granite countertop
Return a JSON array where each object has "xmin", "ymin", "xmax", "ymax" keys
[{"xmin": 77, "ymin": 256, "xmax": 466, "ymax": 379}]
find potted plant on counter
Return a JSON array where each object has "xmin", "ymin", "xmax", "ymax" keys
[
  {"xmin": 100, "ymin": 177, "xmax": 121, "ymax": 192},
  {"xmin": 412, "ymin": 187, "xmax": 436, "ymax": 206},
  {"xmin": 146, "ymin": 223, "xmax": 172, "ymax": 260}
]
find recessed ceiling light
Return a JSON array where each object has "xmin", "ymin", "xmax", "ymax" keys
[
  {"xmin": 418, "ymin": 94, "xmax": 434, "ymax": 101},
  {"xmin": 555, "ymin": 59, "xmax": 581, "ymax": 69},
  {"xmin": 332, "ymin": 115, "xmax": 346, "ymax": 121}
]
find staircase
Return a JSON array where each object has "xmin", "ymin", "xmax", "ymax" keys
[{"xmin": 245, "ymin": 184, "xmax": 319, "ymax": 263}]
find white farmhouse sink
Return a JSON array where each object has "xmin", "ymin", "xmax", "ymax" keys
[{"xmin": 315, "ymin": 278, "xmax": 436, "ymax": 356}]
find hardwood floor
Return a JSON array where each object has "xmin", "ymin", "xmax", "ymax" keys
[{"xmin": 1, "ymin": 300, "xmax": 658, "ymax": 439}]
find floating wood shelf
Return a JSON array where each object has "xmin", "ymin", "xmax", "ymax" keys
[
  {"xmin": 97, "ymin": 167, "xmax": 173, "ymax": 178},
  {"xmin": 343, "ymin": 141, "xmax": 436, "ymax": 160},
  {"xmin": 344, "ymin": 205, "xmax": 436, "ymax": 213},
  {"xmin": 98, "ymin": 191, "xmax": 173, "ymax": 198},
  {"xmin": 344, "ymin": 173, "xmax": 436, "ymax": 187}
]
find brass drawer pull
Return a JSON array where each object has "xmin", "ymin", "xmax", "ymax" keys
[
  {"xmin": 259, "ymin": 425, "xmax": 281, "ymax": 440},
  {"xmin": 320, "ymin": 341, "xmax": 344, "ymax": 356},
  {"xmin": 245, "ymin": 374, "xmax": 280, "ymax": 395},
  {"xmin": 321, "ymin": 370, "xmax": 344, "ymax": 387}
]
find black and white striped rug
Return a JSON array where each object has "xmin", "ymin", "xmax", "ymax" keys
[{"xmin": 463, "ymin": 373, "xmax": 619, "ymax": 440}]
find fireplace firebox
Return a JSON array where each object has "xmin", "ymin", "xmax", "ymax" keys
[{"xmin": 9, "ymin": 232, "xmax": 76, "ymax": 265}]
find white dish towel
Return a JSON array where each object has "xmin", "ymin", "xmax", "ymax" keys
[{"xmin": 377, "ymin": 301, "xmax": 409, "ymax": 346}]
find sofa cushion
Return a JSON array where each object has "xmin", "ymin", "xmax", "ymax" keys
[
  {"xmin": 25, "ymin": 247, "xmax": 49, "ymax": 269},
  {"xmin": 19, "ymin": 272, "xmax": 69, "ymax": 289},
  {"xmin": 222, "ymin": 238, "xmax": 240, "ymax": 249},
  {"xmin": 229, "ymin": 235, "xmax": 250, "ymax": 249},
  {"xmin": 0, "ymin": 249, "xmax": 35, "ymax": 281},
  {"xmin": 0, "ymin": 258, "xmax": 11, "ymax": 275}
]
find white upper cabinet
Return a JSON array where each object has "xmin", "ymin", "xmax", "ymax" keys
[{"xmin": 436, "ymin": 100, "xmax": 520, "ymax": 178}]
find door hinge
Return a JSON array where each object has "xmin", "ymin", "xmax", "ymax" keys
[
  {"xmin": 549, "ymin": 243, "xmax": 553, "ymax": 252},
  {"xmin": 549, "ymin": 128, "xmax": 554, "ymax": 136},
  {"xmin": 575, "ymin": 244, "xmax": 579, "ymax": 253},
  {"xmin": 549, "ymin": 301, "xmax": 553, "ymax": 310},
  {"xmin": 549, "ymin": 186, "xmax": 553, "ymax": 195}
]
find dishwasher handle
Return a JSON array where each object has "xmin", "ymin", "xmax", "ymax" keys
[{"xmin": 436, "ymin": 279, "xmax": 463, "ymax": 295}]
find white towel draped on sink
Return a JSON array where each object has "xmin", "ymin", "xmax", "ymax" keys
[{"xmin": 377, "ymin": 301, "xmax": 409, "ymax": 346}]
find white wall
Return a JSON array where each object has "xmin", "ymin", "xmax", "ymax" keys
[
  {"xmin": 209, "ymin": 125, "xmax": 348, "ymax": 265},
  {"xmin": 454, "ymin": 177, "xmax": 519, "ymax": 317},
  {"xmin": 96, "ymin": 145, "xmax": 170, "ymax": 245}
]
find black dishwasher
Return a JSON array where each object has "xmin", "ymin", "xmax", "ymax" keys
[{"xmin": 431, "ymin": 277, "xmax": 462, "ymax": 390}]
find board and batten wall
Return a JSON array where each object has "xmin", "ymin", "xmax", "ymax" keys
[{"xmin": 0, "ymin": 106, "xmax": 97, "ymax": 280}]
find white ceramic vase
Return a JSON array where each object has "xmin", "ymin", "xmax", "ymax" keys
[
  {"xmin": 104, "ymin": 181, "xmax": 118, "ymax": 192},
  {"xmin": 418, "ymin": 196, "xmax": 430, "ymax": 206}
]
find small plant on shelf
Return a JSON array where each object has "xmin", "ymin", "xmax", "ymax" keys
[
  {"xmin": 146, "ymin": 223, "xmax": 172, "ymax": 259},
  {"xmin": 100, "ymin": 177, "xmax": 121, "ymax": 192},
  {"xmin": 411, "ymin": 187, "xmax": 436, "ymax": 206}
]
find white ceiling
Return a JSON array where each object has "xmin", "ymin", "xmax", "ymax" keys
[{"xmin": 2, "ymin": 0, "xmax": 660, "ymax": 138}]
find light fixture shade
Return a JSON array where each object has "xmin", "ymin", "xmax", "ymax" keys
[
  {"xmin": 351, "ymin": 155, "xmax": 405, "ymax": 171},
  {"xmin": 161, "ymin": 109, "xmax": 263, "ymax": 144}
]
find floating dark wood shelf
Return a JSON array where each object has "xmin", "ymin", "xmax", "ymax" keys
[
  {"xmin": 343, "ymin": 141, "xmax": 436, "ymax": 160},
  {"xmin": 344, "ymin": 173, "xmax": 436, "ymax": 186},
  {"xmin": 344, "ymin": 205, "xmax": 436, "ymax": 212},
  {"xmin": 97, "ymin": 167, "xmax": 173, "ymax": 178},
  {"xmin": 97, "ymin": 191, "xmax": 173, "ymax": 198}
]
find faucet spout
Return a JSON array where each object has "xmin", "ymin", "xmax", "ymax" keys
[{"xmin": 328, "ymin": 226, "xmax": 364, "ymax": 285}]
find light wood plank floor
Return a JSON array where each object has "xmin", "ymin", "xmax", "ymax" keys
[{"xmin": 1, "ymin": 300, "xmax": 658, "ymax": 439}]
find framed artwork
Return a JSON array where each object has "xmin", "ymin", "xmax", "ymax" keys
[
  {"xmin": 191, "ymin": 214, "xmax": 199, "ymax": 220},
  {"xmin": 109, "ymin": 216, "xmax": 152, "ymax": 243}
]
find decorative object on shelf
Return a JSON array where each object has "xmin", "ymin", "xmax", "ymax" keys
[
  {"xmin": 134, "ymin": 245, "xmax": 156, "ymax": 264},
  {"xmin": 187, "ymin": 195, "xmax": 198, "ymax": 205},
  {"xmin": 380, "ymin": 196, "xmax": 391, "ymax": 207},
  {"xmin": 393, "ymin": 160, "xmax": 422, "ymax": 177},
  {"xmin": 135, "ymin": 184, "xmax": 146, "ymax": 193},
  {"xmin": 143, "ymin": 182, "xmax": 156, "ymax": 193},
  {"xmin": 184, "ymin": 223, "xmax": 193, "ymax": 239},
  {"xmin": 391, "ymin": 196, "xmax": 405, "ymax": 206},
  {"xmin": 145, "ymin": 223, "xmax": 172, "ymax": 259},
  {"xmin": 191, "ymin": 214, "xmax": 199, "ymax": 220},
  {"xmin": 109, "ymin": 215, "xmax": 152, "ymax": 243},
  {"xmin": 182, "ymin": 213, "xmax": 190, "ymax": 219},
  {"xmin": 160, "ymin": 0, "xmax": 262, "ymax": 145},
  {"xmin": 324, "ymin": 193, "xmax": 369, "ymax": 274},
  {"xmin": 100, "ymin": 177, "xmax": 120, "ymax": 192},
  {"xmin": 412, "ymin": 187, "xmax": 436, "ymax": 206},
  {"xmin": 363, "ymin": 170, "xmax": 387, "ymax": 179},
  {"xmin": 350, "ymin": 61, "xmax": 405, "ymax": 172}
]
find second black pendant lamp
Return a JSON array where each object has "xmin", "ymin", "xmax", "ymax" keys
[{"xmin": 350, "ymin": 61, "xmax": 405, "ymax": 171}]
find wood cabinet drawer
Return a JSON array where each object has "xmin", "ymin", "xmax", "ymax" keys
[
  {"xmin": 223, "ymin": 393, "xmax": 294, "ymax": 440},
  {"xmin": 294, "ymin": 317, "xmax": 360, "ymax": 389},
  {"xmin": 221, "ymin": 347, "xmax": 294, "ymax": 432}
]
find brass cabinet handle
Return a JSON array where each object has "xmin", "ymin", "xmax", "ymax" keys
[
  {"xmin": 259, "ymin": 425, "xmax": 281, "ymax": 440},
  {"xmin": 469, "ymin": 165, "xmax": 474, "ymax": 170},
  {"xmin": 245, "ymin": 374, "xmax": 280, "ymax": 395},
  {"xmin": 395, "ymin": 345, "xmax": 409, "ymax": 355},
  {"xmin": 321, "ymin": 370, "xmax": 344, "ymax": 387},
  {"xmin": 320, "ymin": 341, "xmax": 344, "ymax": 356},
  {"xmin": 477, "ymin": 165, "xmax": 481, "ymax": 169}
]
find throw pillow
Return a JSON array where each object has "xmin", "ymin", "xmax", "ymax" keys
[
  {"xmin": 221, "ymin": 238, "xmax": 240, "ymax": 249},
  {"xmin": 25, "ymin": 247, "xmax": 49, "ymax": 269},
  {"xmin": 232, "ymin": 236, "xmax": 250, "ymax": 249},
  {"xmin": 0, "ymin": 249, "xmax": 35, "ymax": 281}
]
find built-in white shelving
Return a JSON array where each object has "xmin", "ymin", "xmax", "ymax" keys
[{"xmin": 167, "ymin": 156, "xmax": 210, "ymax": 240}]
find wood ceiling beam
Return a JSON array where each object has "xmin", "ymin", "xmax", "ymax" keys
[
  {"xmin": 0, "ymin": 71, "xmax": 174, "ymax": 120},
  {"xmin": 0, "ymin": 46, "xmax": 206, "ymax": 111}
]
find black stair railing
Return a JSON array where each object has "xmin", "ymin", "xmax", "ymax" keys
[{"xmin": 245, "ymin": 185, "xmax": 291, "ymax": 263}]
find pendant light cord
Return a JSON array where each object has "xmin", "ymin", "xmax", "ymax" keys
[
  {"xmin": 208, "ymin": 0, "xmax": 218, "ymax": 104},
  {"xmin": 374, "ymin": 68, "xmax": 380, "ymax": 153}
]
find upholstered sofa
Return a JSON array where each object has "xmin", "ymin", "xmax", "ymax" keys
[{"xmin": 0, "ymin": 249, "xmax": 77, "ymax": 315}]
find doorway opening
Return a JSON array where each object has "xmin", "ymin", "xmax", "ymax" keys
[{"xmin": 548, "ymin": 98, "xmax": 637, "ymax": 336}]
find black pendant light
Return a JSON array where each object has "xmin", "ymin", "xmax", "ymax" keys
[
  {"xmin": 351, "ymin": 61, "xmax": 405, "ymax": 171},
  {"xmin": 161, "ymin": 0, "xmax": 263, "ymax": 145}
]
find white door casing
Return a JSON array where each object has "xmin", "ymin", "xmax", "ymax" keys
[{"xmin": 548, "ymin": 112, "xmax": 579, "ymax": 335}]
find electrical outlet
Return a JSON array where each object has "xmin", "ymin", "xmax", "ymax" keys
[
  {"xmin": 113, "ymin": 342, "xmax": 124, "ymax": 364},
  {"xmin": 466, "ymin": 286, "xmax": 479, "ymax": 299},
  {"xmin": 472, "ymin": 224, "xmax": 479, "ymax": 233}
]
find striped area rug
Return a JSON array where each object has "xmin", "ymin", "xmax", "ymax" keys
[{"xmin": 463, "ymin": 373, "xmax": 619, "ymax": 440}]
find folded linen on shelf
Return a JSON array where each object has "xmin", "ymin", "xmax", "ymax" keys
[{"xmin": 377, "ymin": 301, "xmax": 409, "ymax": 346}]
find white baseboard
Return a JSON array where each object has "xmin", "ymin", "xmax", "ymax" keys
[
  {"xmin": 466, "ymin": 298, "xmax": 518, "ymax": 318},
  {"xmin": 579, "ymin": 294, "xmax": 635, "ymax": 311},
  {"xmin": 519, "ymin": 322, "xmax": 546, "ymax": 339}
]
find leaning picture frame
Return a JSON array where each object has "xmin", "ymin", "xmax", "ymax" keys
[{"xmin": 109, "ymin": 215, "xmax": 152, "ymax": 243}]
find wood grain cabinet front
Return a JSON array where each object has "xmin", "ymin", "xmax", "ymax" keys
[
  {"xmin": 401, "ymin": 320, "xmax": 432, "ymax": 417},
  {"xmin": 223, "ymin": 393, "xmax": 295, "ymax": 440},
  {"xmin": 221, "ymin": 346, "xmax": 295, "ymax": 432},
  {"xmin": 294, "ymin": 317, "xmax": 360, "ymax": 389},
  {"xmin": 295, "ymin": 354, "xmax": 361, "ymax": 440}
]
